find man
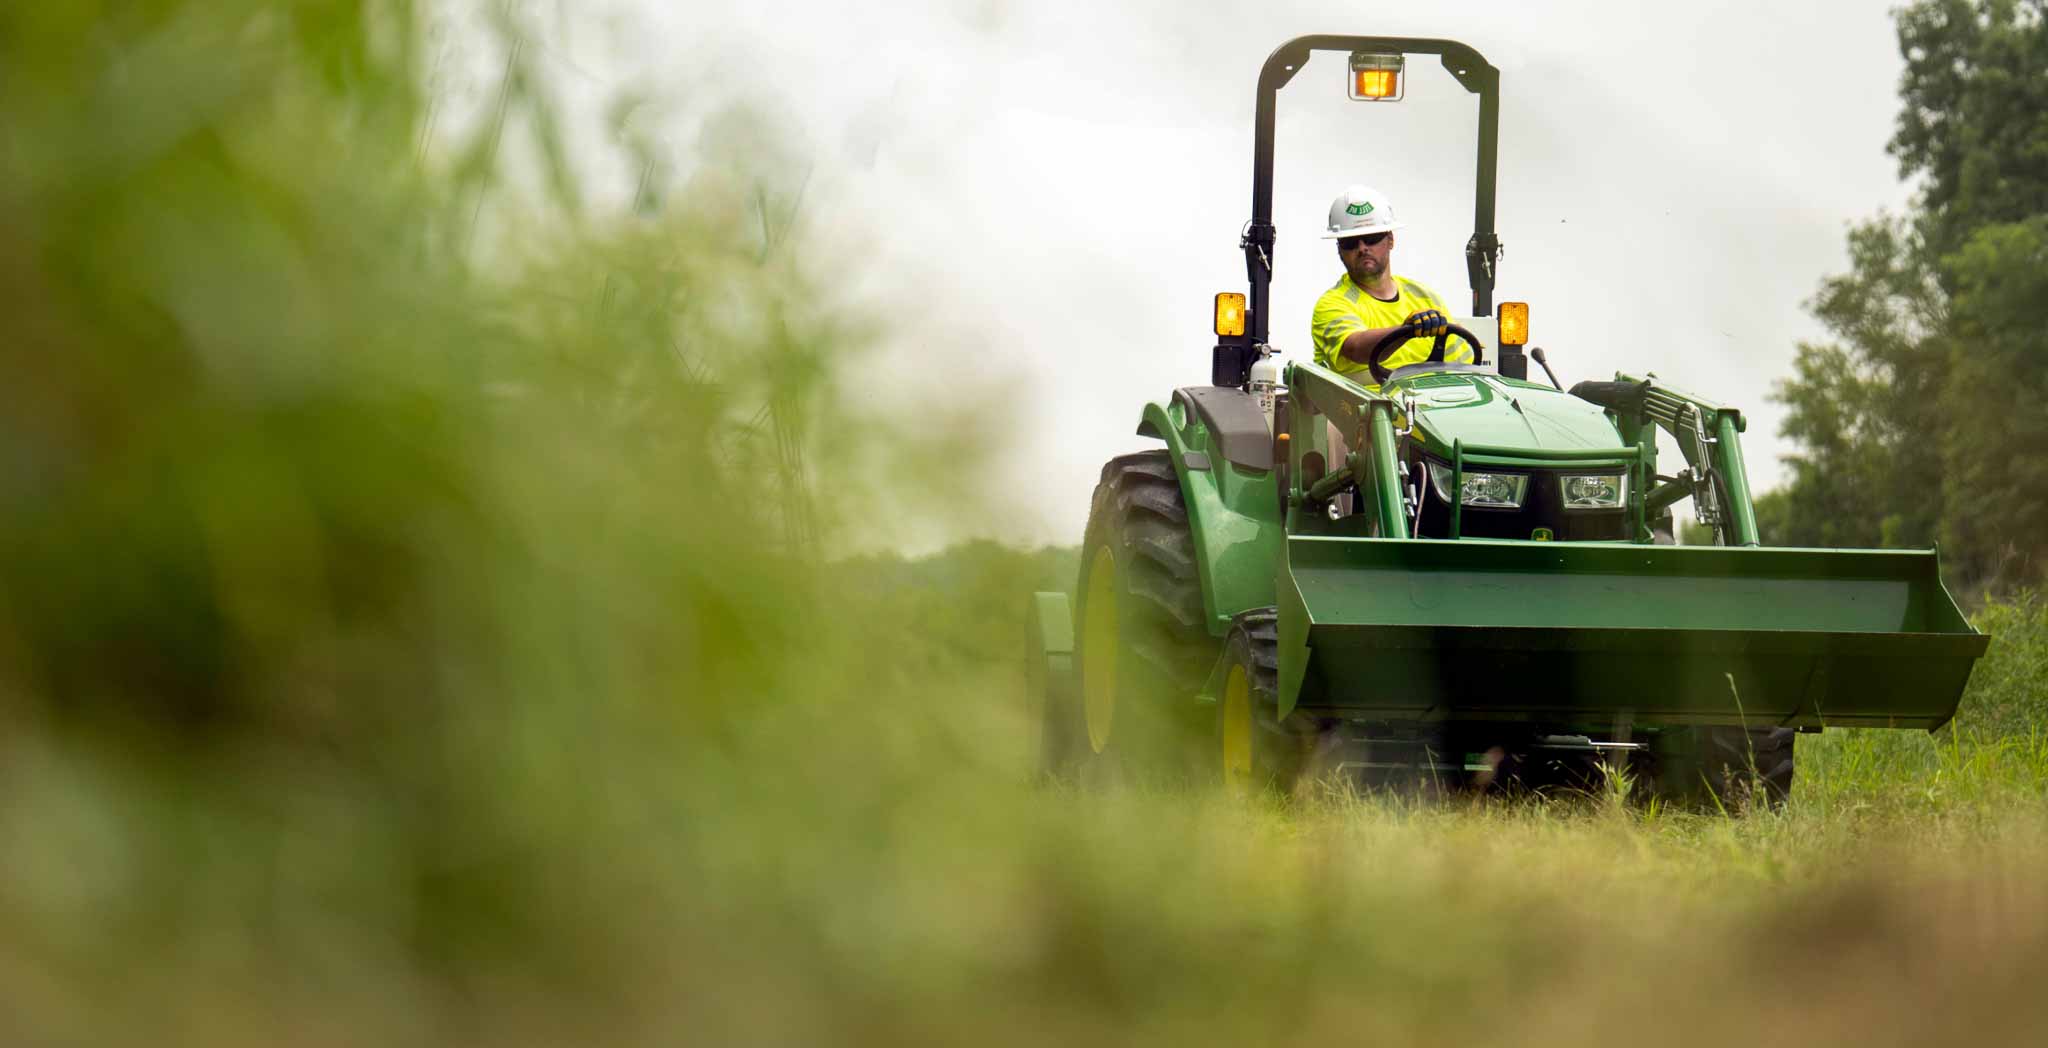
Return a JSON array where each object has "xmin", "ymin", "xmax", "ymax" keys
[{"xmin": 1309, "ymin": 185, "xmax": 1473, "ymax": 389}]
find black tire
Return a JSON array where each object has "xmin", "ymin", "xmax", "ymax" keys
[
  {"xmin": 1070, "ymin": 451, "xmax": 1212, "ymax": 783},
  {"xmin": 1700, "ymin": 725, "xmax": 1796, "ymax": 810},
  {"xmin": 1635, "ymin": 528, "xmax": 1795, "ymax": 810},
  {"xmin": 1650, "ymin": 511, "xmax": 1676, "ymax": 546},
  {"xmin": 1213, "ymin": 611, "xmax": 1311, "ymax": 794},
  {"xmin": 1030, "ymin": 597, "xmax": 1085, "ymax": 779},
  {"xmin": 1650, "ymin": 725, "xmax": 1796, "ymax": 811}
]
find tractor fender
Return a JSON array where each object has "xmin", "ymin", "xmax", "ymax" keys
[{"xmin": 1135, "ymin": 391, "xmax": 1283, "ymax": 637}]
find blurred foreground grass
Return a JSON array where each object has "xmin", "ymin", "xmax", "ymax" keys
[{"xmin": 4, "ymin": 3, "xmax": 2048, "ymax": 1044}]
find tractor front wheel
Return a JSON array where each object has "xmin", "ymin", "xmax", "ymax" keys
[
  {"xmin": 1215, "ymin": 610, "xmax": 1309, "ymax": 794},
  {"xmin": 1700, "ymin": 725, "xmax": 1796, "ymax": 810},
  {"xmin": 1650, "ymin": 725, "xmax": 1796, "ymax": 811}
]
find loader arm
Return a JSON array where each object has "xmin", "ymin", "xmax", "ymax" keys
[{"xmin": 1613, "ymin": 373, "xmax": 1761, "ymax": 547}]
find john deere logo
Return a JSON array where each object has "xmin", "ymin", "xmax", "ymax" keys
[
  {"xmin": 1346, "ymin": 202, "xmax": 1374, "ymax": 216},
  {"xmin": 1531, "ymin": 528, "xmax": 1554, "ymax": 541}
]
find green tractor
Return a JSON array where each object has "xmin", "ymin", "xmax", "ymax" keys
[{"xmin": 1026, "ymin": 35, "xmax": 1989, "ymax": 803}]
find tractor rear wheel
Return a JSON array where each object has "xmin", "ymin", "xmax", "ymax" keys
[
  {"xmin": 1030, "ymin": 596, "xmax": 1085, "ymax": 780},
  {"xmin": 1068, "ymin": 451, "xmax": 1211, "ymax": 784},
  {"xmin": 1215, "ymin": 610, "xmax": 1309, "ymax": 794}
]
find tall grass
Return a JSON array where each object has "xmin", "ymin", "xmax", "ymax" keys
[{"xmin": 4, "ymin": 3, "xmax": 2048, "ymax": 1044}]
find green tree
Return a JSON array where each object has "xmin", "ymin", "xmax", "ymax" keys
[
  {"xmin": 1771, "ymin": 0, "xmax": 2048, "ymax": 588},
  {"xmin": 1892, "ymin": 0, "xmax": 2048, "ymax": 267},
  {"xmin": 1942, "ymin": 216, "xmax": 2048, "ymax": 582},
  {"xmin": 1772, "ymin": 220, "xmax": 1946, "ymax": 550}
]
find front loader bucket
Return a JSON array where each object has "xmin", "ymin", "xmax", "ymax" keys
[{"xmin": 1280, "ymin": 537, "xmax": 1988, "ymax": 730}]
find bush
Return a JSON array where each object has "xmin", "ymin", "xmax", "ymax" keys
[{"xmin": 1951, "ymin": 591, "xmax": 2048, "ymax": 739}]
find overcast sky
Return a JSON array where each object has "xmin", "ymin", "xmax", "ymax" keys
[{"xmin": 503, "ymin": 0, "xmax": 1918, "ymax": 550}]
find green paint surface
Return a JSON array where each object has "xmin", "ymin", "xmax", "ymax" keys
[{"xmin": 1392, "ymin": 373, "xmax": 1623, "ymax": 456}]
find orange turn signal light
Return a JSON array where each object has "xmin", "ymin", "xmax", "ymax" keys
[
  {"xmin": 1498, "ymin": 301, "xmax": 1529, "ymax": 346},
  {"xmin": 1214, "ymin": 292, "xmax": 1246, "ymax": 337}
]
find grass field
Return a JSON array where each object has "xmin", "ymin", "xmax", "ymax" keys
[
  {"xmin": 12, "ymin": 541, "xmax": 2044, "ymax": 1043},
  {"xmin": 5, "ymin": 4, "xmax": 2047, "ymax": 1043}
]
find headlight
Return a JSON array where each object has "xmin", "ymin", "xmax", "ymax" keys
[
  {"xmin": 1427, "ymin": 463, "xmax": 1527, "ymax": 509},
  {"xmin": 1561, "ymin": 473, "xmax": 1626, "ymax": 510}
]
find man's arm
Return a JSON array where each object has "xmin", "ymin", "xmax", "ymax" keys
[
  {"xmin": 1337, "ymin": 309, "xmax": 1451, "ymax": 364},
  {"xmin": 1337, "ymin": 325, "xmax": 1413, "ymax": 364}
]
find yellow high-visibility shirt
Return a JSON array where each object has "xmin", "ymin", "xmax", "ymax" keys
[{"xmin": 1310, "ymin": 273, "xmax": 1473, "ymax": 388}]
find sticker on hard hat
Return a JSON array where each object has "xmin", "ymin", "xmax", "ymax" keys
[{"xmin": 1346, "ymin": 202, "xmax": 1374, "ymax": 216}]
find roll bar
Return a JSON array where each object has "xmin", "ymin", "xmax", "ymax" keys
[{"xmin": 1219, "ymin": 36, "xmax": 1502, "ymax": 385}]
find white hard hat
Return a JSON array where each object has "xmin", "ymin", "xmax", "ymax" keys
[{"xmin": 1321, "ymin": 184, "xmax": 1404, "ymax": 239}]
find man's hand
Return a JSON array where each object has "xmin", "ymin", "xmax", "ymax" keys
[{"xmin": 1405, "ymin": 309, "xmax": 1448, "ymax": 337}]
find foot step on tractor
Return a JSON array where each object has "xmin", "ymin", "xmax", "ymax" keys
[{"xmin": 1025, "ymin": 34, "xmax": 1989, "ymax": 806}]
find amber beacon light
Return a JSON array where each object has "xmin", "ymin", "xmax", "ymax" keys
[{"xmin": 1348, "ymin": 52, "xmax": 1405, "ymax": 101}]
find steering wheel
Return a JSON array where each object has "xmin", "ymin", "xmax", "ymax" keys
[{"xmin": 1367, "ymin": 322, "xmax": 1486, "ymax": 386}]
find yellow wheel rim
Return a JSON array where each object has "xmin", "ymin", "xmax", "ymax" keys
[
  {"xmin": 1221, "ymin": 665, "xmax": 1252, "ymax": 787},
  {"xmin": 1080, "ymin": 546, "xmax": 1118, "ymax": 754}
]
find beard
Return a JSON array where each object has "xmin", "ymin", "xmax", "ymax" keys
[{"xmin": 1346, "ymin": 253, "xmax": 1385, "ymax": 285}]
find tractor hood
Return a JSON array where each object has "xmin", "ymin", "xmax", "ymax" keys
[{"xmin": 1388, "ymin": 370, "xmax": 1620, "ymax": 455}]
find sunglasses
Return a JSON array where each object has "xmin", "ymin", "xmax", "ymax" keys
[{"xmin": 1339, "ymin": 232, "xmax": 1391, "ymax": 252}]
